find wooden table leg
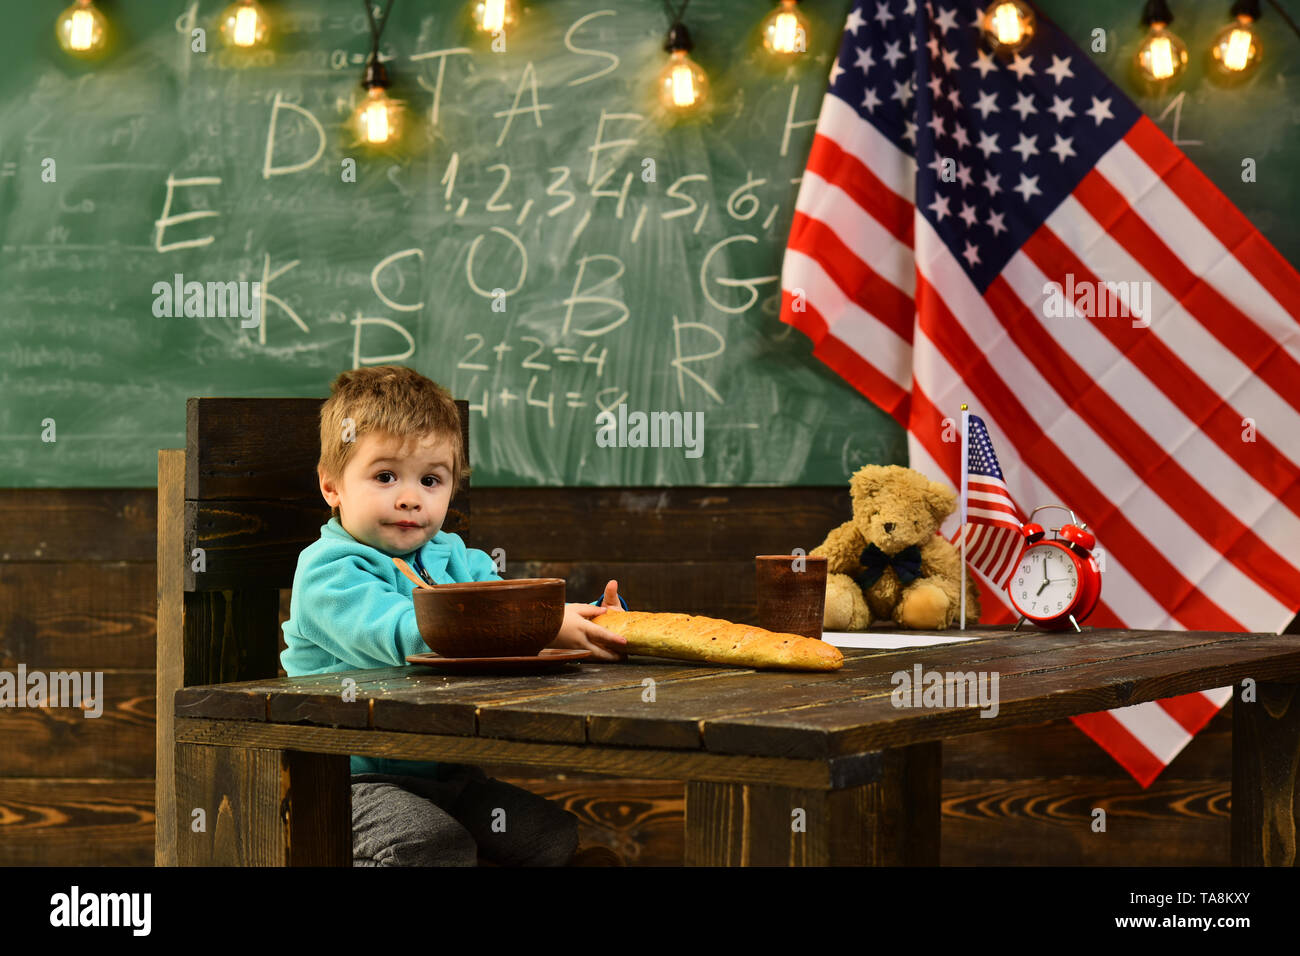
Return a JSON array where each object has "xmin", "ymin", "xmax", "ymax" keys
[
  {"xmin": 1231, "ymin": 681, "xmax": 1300, "ymax": 866},
  {"xmin": 684, "ymin": 742, "xmax": 941, "ymax": 866},
  {"xmin": 175, "ymin": 742, "xmax": 351, "ymax": 866}
]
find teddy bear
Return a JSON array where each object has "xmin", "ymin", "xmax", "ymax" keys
[{"xmin": 812, "ymin": 464, "xmax": 981, "ymax": 630}]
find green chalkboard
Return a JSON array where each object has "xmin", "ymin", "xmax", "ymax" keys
[{"xmin": 1, "ymin": 0, "xmax": 1297, "ymax": 488}]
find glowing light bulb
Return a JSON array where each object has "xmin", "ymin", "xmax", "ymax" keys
[
  {"xmin": 1150, "ymin": 36, "xmax": 1174, "ymax": 76},
  {"xmin": 993, "ymin": 5, "xmax": 1021, "ymax": 43},
  {"xmin": 472, "ymin": 0, "xmax": 517, "ymax": 34},
  {"xmin": 219, "ymin": 1, "xmax": 270, "ymax": 48},
  {"xmin": 55, "ymin": 0, "xmax": 108, "ymax": 57},
  {"xmin": 980, "ymin": 0, "xmax": 1035, "ymax": 55},
  {"xmin": 1224, "ymin": 29, "xmax": 1252, "ymax": 68},
  {"xmin": 1211, "ymin": 16, "xmax": 1262, "ymax": 76},
  {"xmin": 659, "ymin": 50, "xmax": 709, "ymax": 112},
  {"xmin": 353, "ymin": 86, "xmax": 404, "ymax": 147},
  {"xmin": 670, "ymin": 62, "xmax": 695, "ymax": 106},
  {"xmin": 1137, "ymin": 22, "xmax": 1188, "ymax": 82},
  {"xmin": 761, "ymin": 0, "xmax": 809, "ymax": 56},
  {"xmin": 70, "ymin": 11, "xmax": 95, "ymax": 47}
]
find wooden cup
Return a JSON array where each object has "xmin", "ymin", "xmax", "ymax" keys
[{"xmin": 755, "ymin": 554, "xmax": 828, "ymax": 641}]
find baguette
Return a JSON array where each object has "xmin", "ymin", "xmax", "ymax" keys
[{"xmin": 598, "ymin": 610, "xmax": 843, "ymax": 671}]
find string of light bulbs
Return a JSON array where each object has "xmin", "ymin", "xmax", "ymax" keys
[
  {"xmin": 1134, "ymin": 0, "xmax": 1300, "ymax": 85},
  {"xmin": 56, "ymin": 0, "xmax": 274, "ymax": 55},
  {"xmin": 52, "ymin": 0, "xmax": 810, "ymax": 125},
  {"xmin": 54, "ymin": 1, "xmax": 1297, "ymax": 137},
  {"xmin": 974, "ymin": 0, "xmax": 1297, "ymax": 86}
]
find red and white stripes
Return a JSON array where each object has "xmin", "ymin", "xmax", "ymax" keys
[
  {"xmin": 781, "ymin": 97, "xmax": 1300, "ymax": 638},
  {"xmin": 780, "ymin": 95, "xmax": 1299, "ymax": 786}
]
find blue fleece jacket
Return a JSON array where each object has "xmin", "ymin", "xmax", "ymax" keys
[{"xmin": 280, "ymin": 517, "xmax": 626, "ymax": 780}]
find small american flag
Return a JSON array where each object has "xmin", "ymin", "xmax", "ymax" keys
[
  {"xmin": 779, "ymin": 0, "xmax": 1300, "ymax": 787},
  {"xmin": 957, "ymin": 411, "xmax": 1025, "ymax": 590}
]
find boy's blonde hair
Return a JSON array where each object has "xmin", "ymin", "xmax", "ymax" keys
[{"xmin": 318, "ymin": 365, "xmax": 469, "ymax": 519}]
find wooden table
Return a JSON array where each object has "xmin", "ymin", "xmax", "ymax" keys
[{"xmin": 171, "ymin": 626, "xmax": 1300, "ymax": 866}]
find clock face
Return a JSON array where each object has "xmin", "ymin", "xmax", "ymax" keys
[{"xmin": 1012, "ymin": 544, "xmax": 1080, "ymax": 619}]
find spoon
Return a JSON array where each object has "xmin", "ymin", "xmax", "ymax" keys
[{"xmin": 393, "ymin": 557, "xmax": 436, "ymax": 590}]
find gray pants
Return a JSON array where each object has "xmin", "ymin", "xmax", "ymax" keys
[{"xmin": 351, "ymin": 766, "xmax": 579, "ymax": 866}]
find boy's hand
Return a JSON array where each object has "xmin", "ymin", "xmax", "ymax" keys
[
  {"xmin": 598, "ymin": 579, "xmax": 622, "ymax": 609},
  {"xmin": 548, "ymin": 603, "xmax": 627, "ymax": 662}
]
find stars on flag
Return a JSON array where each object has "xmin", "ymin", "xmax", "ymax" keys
[
  {"xmin": 1085, "ymin": 95, "xmax": 1115, "ymax": 125},
  {"xmin": 1045, "ymin": 54, "xmax": 1074, "ymax": 85},
  {"xmin": 1049, "ymin": 133, "xmax": 1077, "ymax": 163},
  {"xmin": 975, "ymin": 129, "xmax": 1000, "ymax": 158},
  {"xmin": 820, "ymin": 0, "xmax": 1140, "ymax": 289},
  {"xmin": 1008, "ymin": 52, "xmax": 1035, "ymax": 80},
  {"xmin": 934, "ymin": 6, "xmax": 960, "ymax": 33},
  {"xmin": 1013, "ymin": 172, "xmax": 1042, "ymax": 202},
  {"xmin": 1047, "ymin": 95, "xmax": 1075, "ymax": 122},
  {"xmin": 972, "ymin": 89, "xmax": 999, "ymax": 118},
  {"xmin": 1012, "ymin": 131, "xmax": 1039, "ymax": 162}
]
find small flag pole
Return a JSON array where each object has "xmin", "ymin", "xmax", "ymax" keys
[{"xmin": 959, "ymin": 403, "xmax": 969, "ymax": 631}]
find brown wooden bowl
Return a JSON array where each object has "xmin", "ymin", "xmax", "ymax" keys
[{"xmin": 412, "ymin": 578, "xmax": 566, "ymax": 658}]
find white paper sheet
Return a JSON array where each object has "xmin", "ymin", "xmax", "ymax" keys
[{"xmin": 821, "ymin": 631, "xmax": 984, "ymax": 649}]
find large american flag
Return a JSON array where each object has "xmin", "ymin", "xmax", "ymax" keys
[
  {"xmin": 780, "ymin": 0, "xmax": 1300, "ymax": 787},
  {"xmin": 959, "ymin": 412, "xmax": 1025, "ymax": 589}
]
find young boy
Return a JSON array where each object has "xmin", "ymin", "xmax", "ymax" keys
[{"xmin": 281, "ymin": 364, "xmax": 630, "ymax": 866}]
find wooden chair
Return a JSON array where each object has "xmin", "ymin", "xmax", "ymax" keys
[{"xmin": 155, "ymin": 397, "xmax": 470, "ymax": 866}]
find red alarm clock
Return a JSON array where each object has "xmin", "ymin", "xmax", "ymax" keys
[{"xmin": 1008, "ymin": 505, "xmax": 1101, "ymax": 633}]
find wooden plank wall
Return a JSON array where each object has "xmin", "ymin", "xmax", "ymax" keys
[
  {"xmin": 0, "ymin": 490, "xmax": 157, "ymax": 865},
  {"xmin": 1, "ymin": 486, "xmax": 1290, "ymax": 866}
]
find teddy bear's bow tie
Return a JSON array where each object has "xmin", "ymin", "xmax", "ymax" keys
[{"xmin": 855, "ymin": 543, "xmax": 923, "ymax": 589}]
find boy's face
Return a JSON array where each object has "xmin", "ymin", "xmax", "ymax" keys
[{"xmin": 318, "ymin": 430, "xmax": 456, "ymax": 555}]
